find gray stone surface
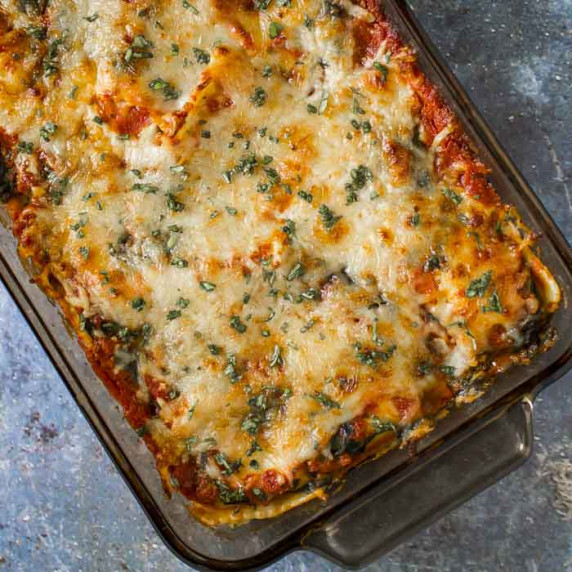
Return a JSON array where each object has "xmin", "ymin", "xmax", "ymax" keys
[{"xmin": 1, "ymin": 1, "xmax": 571, "ymax": 570}]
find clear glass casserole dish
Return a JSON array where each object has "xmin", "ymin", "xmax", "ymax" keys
[{"xmin": 0, "ymin": 0, "xmax": 570, "ymax": 569}]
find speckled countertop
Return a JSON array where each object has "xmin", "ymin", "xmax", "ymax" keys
[{"xmin": 1, "ymin": 1, "xmax": 571, "ymax": 571}]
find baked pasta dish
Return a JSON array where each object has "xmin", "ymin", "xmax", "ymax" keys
[{"xmin": 0, "ymin": 0, "xmax": 560, "ymax": 525}]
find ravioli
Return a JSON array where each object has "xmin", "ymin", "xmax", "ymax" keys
[{"xmin": 0, "ymin": 0, "xmax": 560, "ymax": 524}]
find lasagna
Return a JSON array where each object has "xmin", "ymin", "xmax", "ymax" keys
[{"xmin": 0, "ymin": 0, "xmax": 560, "ymax": 525}]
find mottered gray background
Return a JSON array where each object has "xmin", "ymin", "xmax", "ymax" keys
[{"xmin": 1, "ymin": 1, "xmax": 571, "ymax": 571}]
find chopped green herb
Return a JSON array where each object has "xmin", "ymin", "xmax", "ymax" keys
[
  {"xmin": 177, "ymin": 297, "xmax": 190, "ymax": 309},
  {"xmin": 466, "ymin": 271, "xmax": 492, "ymax": 298},
  {"xmin": 39, "ymin": 122, "xmax": 58, "ymax": 142},
  {"xmin": 298, "ymin": 190, "xmax": 313, "ymax": 203},
  {"xmin": 269, "ymin": 21, "xmax": 283, "ymax": 39},
  {"xmin": 215, "ymin": 481, "xmax": 248, "ymax": 505},
  {"xmin": 345, "ymin": 165, "xmax": 373, "ymax": 204},
  {"xmin": 148, "ymin": 77, "xmax": 180, "ymax": 101},
  {"xmin": 482, "ymin": 291, "xmax": 503, "ymax": 313},
  {"xmin": 43, "ymin": 37, "xmax": 64, "ymax": 77},
  {"xmin": 131, "ymin": 297, "xmax": 146, "ymax": 312},
  {"xmin": 269, "ymin": 345, "xmax": 283, "ymax": 368},
  {"xmin": 17, "ymin": 141, "xmax": 33, "ymax": 154},
  {"xmin": 84, "ymin": 12, "xmax": 99, "ymax": 22},
  {"xmin": 442, "ymin": 188, "xmax": 463, "ymax": 205},
  {"xmin": 423, "ymin": 254, "xmax": 442, "ymax": 272},
  {"xmin": 170, "ymin": 257, "xmax": 188, "ymax": 268},
  {"xmin": 167, "ymin": 309, "xmax": 182, "ymax": 321},
  {"xmin": 300, "ymin": 319, "xmax": 315, "ymax": 333},
  {"xmin": 230, "ymin": 316, "xmax": 247, "ymax": 333},
  {"xmin": 193, "ymin": 47, "xmax": 210, "ymax": 64},
  {"xmin": 318, "ymin": 204, "xmax": 342, "ymax": 231},
  {"xmin": 78, "ymin": 246, "xmax": 89, "ymax": 260},
  {"xmin": 282, "ymin": 219, "xmax": 296, "ymax": 241},
  {"xmin": 182, "ymin": 0, "xmax": 199, "ymax": 14},
  {"xmin": 355, "ymin": 343, "xmax": 396, "ymax": 367},
  {"xmin": 249, "ymin": 86, "xmax": 267, "ymax": 107},
  {"xmin": 26, "ymin": 25, "xmax": 47, "ymax": 39},
  {"xmin": 369, "ymin": 416, "xmax": 395, "ymax": 435},
  {"xmin": 208, "ymin": 344, "xmax": 221, "ymax": 355},
  {"xmin": 200, "ymin": 281, "xmax": 216, "ymax": 292},
  {"xmin": 439, "ymin": 365, "xmax": 455, "ymax": 377},
  {"xmin": 214, "ymin": 452, "xmax": 242, "ymax": 476},
  {"xmin": 287, "ymin": 262, "xmax": 305, "ymax": 281},
  {"xmin": 310, "ymin": 391, "xmax": 340, "ymax": 410},
  {"xmin": 132, "ymin": 183, "xmax": 158, "ymax": 194},
  {"xmin": 225, "ymin": 354, "xmax": 241, "ymax": 383},
  {"xmin": 373, "ymin": 61, "xmax": 389, "ymax": 82},
  {"xmin": 166, "ymin": 193, "xmax": 184, "ymax": 212}
]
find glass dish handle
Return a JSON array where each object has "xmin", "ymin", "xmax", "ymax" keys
[{"xmin": 303, "ymin": 398, "xmax": 533, "ymax": 568}]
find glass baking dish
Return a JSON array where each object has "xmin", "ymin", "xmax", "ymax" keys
[{"xmin": 1, "ymin": 0, "xmax": 571, "ymax": 569}]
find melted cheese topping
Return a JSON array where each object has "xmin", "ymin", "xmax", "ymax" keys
[{"xmin": 0, "ymin": 0, "xmax": 560, "ymax": 523}]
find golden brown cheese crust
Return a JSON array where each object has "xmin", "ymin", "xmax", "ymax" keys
[{"xmin": 0, "ymin": 0, "xmax": 560, "ymax": 524}]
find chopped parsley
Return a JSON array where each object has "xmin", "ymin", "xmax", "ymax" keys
[
  {"xmin": 148, "ymin": 78, "xmax": 180, "ymax": 101},
  {"xmin": 39, "ymin": 122, "xmax": 58, "ymax": 142},
  {"xmin": 282, "ymin": 219, "xmax": 296, "ymax": 242},
  {"xmin": 17, "ymin": 141, "xmax": 33, "ymax": 154},
  {"xmin": 193, "ymin": 47, "xmax": 210, "ymax": 64},
  {"xmin": 482, "ymin": 291, "xmax": 503, "ymax": 313},
  {"xmin": 214, "ymin": 452, "xmax": 242, "ymax": 476},
  {"xmin": 442, "ymin": 188, "xmax": 463, "ymax": 205},
  {"xmin": 182, "ymin": 1, "xmax": 199, "ymax": 14},
  {"xmin": 167, "ymin": 309, "xmax": 181, "ymax": 321},
  {"xmin": 466, "ymin": 271, "xmax": 492, "ymax": 298},
  {"xmin": 166, "ymin": 193, "xmax": 185, "ymax": 212},
  {"xmin": 318, "ymin": 204, "xmax": 342, "ymax": 231},
  {"xmin": 249, "ymin": 86, "xmax": 267, "ymax": 107},
  {"xmin": 131, "ymin": 297, "xmax": 146, "ymax": 312},
  {"xmin": 170, "ymin": 257, "xmax": 188, "ymax": 268},
  {"xmin": 43, "ymin": 37, "xmax": 64, "ymax": 77},
  {"xmin": 373, "ymin": 61, "xmax": 389, "ymax": 82},
  {"xmin": 303, "ymin": 14, "xmax": 314, "ymax": 29},
  {"xmin": 241, "ymin": 387, "xmax": 291, "ymax": 435},
  {"xmin": 354, "ymin": 343, "xmax": 396, "ymax": 367},
  {"xmin": 310, "ymin": 391, "xmax": 340, "ymax": 410},
  {"xmin": 287, "ymin": 262, "xmax": 305, "ymax": 281},
  {"xmin": 269, "ymin": 21, "xmax": 283, "ymax": 39},
  {"xmin": 345, "ymin": 165, "xmax": 373, "ymax": 204},
  {"xmin": 132, "ymin": 183, "xmax": 158, "ymax": 193},
  {"xmin": 200, "ymin": 281, "xmax": 216, "ymax": 292},
  {"xmin": 269, "ymin": 345, "xmax": 283, "ymax": 368},
  {"xmin": 124, "ymin": 34, "xmax": 154, "ymax": 63},
  {"xmin": 224, "ymin": 354, "xmax": 241, "ymax": 383},
  {"xmin": 230, "ymin": 316, "xmax": 247, "ymax": 333}
]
